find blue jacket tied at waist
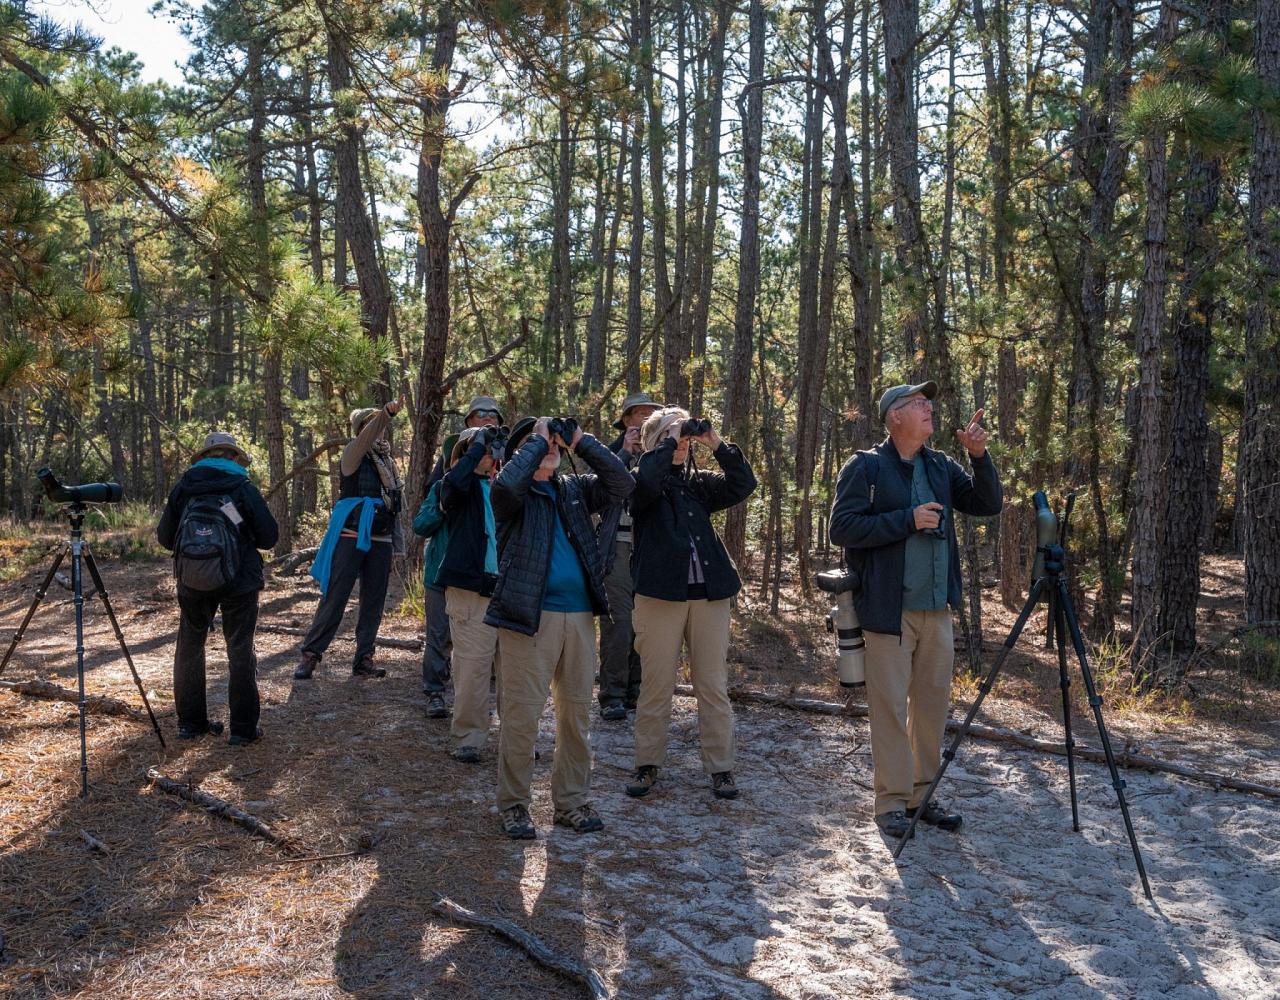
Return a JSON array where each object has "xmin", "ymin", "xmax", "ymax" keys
[{"xmin": 311, "ymin": 496, "xmax": 383, "ymax": 595}]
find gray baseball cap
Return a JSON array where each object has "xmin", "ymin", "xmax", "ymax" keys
[{"xmin": 877, "ymin": 381, "xmax": 938, "ymax": 423}]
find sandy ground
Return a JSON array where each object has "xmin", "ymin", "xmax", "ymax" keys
[{"xmin": 0, "ymin": 554, "xmax": 1277, "ymax": 999}]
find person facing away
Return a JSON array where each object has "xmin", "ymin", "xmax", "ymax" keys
[
  {"xmin": 422, "ymin": 394, "xmax": 504, "ymax": 719},
  {"xmin": 828, "ymin": 380, "xmax": 1002, "ymax": 840},
  {"xmin": 483, "ymin": 415, "xmax": 634, "ymax": 840},
  {"xmin": 435, "ymin": 425, "xmax": 503, "ymax": 763},
  {"xmin": 597, "ymin": 391, "xmax": 663, "ymax": 721},
  {"xmin": 624, "ymin": 407, "xmax": 758, "ymax": 802},
  {"xmin": 156, "ymin": 431, "xmax": 278, "ymax": 746},
  {"xmin": 294, "ymin": 399, "xmax": 404, "ymax": 680}
]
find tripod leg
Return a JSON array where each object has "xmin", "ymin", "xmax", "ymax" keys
[
  {"xmin": 1053, "ymin": 591, "xmax": 1080, "ymax": 832},
  {"xmin": 82, "ymin": 546, "xmax": 166, "ymax": 749},
  {"xmin": 72, "ymin": 539, "xmax": 89, "ymax": 798},
  {"xmin": 0, "ymin": 546, "xmax": 67, "ymax": 677},
  {"xmin": 893, "ymin": 578, "xmax": 1046, "ymax": 859},
  {"xmin": 1057, "ymin": 580, "xmax": 1154, "ymax": 900}
]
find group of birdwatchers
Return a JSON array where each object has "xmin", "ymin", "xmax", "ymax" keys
[{"xmin": 156, "ymin": 376, "xmax": 1001, "ymax": 842}]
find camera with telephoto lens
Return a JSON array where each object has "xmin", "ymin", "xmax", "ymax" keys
[
  {"xmin": 37, "ymin": 468, "xmax": 123, "ymax": 505},
  {"xmin": 547, "ymin": 417, "xmax": 579, "ymax": 443},
  {"xmin": 816, "ymin": 568, "xmax": 865, "ymax": 688},
  {"xmin": 680, "ymin": 418, "xmax": 711, "ymax": 437}
]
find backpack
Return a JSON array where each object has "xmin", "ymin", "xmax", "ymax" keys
[{"xmin": 174, "ymin": 493, "xmax": 242, "ymax": 592}]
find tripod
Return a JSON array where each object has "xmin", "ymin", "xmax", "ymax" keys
[
  {"xmin": 892, "ymin": 499, "xmax": 1153, "ymax": 901},
  {"xmin": 0, "ymin": 503, "xmax": 165, "ymax": 797}
]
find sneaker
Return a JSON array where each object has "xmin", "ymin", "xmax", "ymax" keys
[
  {"xmin": 600, "ymin": 702, "xmax": 627, "ymax": 722},
  {"xmin": 352, "ymin": 655, "xmax": 387, "ymax": 678},
  {"xmin": 501, "ymin": 804, "xmax": 536, "ymax": 840},
  {"xmin": 711, "ymin": 771, "xmax": 739, "ymax": 800},
  {"xmin": 907, "ymin": 800, "xmax": 963, "ymax": 832},
  {"xmin": 425, "ymin": 693, "xmax": 449, "ymax": 718},
  {"xmin": 625, "ymin": 765, "xmax": 658, "ymax": 798},
  {"xmin": 293, "ymin": 652, "xmax": 319, "ymax": 680},
  {"xmin": 451, "ymin": 745, "xmax": 481, "ymax": 764},
  {"xmin": 874, "ymin": 810, "xmax": 915, "ymax": 838},
  {"xmin": 177, "ymin": 720, "xmax": 224, "ymax": 740},
  {"xmin": 228, "ymin": 727, "xmax": 264, "ymax": 747},
  {"xmin": 554, "ymin": 803, "xmax": 604, "ymax": 834}
]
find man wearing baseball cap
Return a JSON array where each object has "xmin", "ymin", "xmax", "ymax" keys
[
  {"xmin": 829, "ymin": 380, "xmax": 1003, "ymax": 840},
  {"xmin": 598, "ymin": 392, "xmax": 662, "ymax": 720},
  {"xmin": 421, "ymin": 394, "xmax": 505, "ymax": 719}
]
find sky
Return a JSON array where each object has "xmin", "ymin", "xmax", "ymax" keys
[{"xmin": 31, "ymin": 0, "xmax": 191, "ymax": 83}]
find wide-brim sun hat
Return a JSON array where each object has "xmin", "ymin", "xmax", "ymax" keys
[{"xmin": 192, "ymin": 431, "xmax": 251, "ymax": 467}]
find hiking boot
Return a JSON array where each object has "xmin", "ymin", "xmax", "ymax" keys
[
  {"xmin": 352, "ymin": 655, "xmax": 386, "ymax": 678},
  {"xmin": 177, "ymin": 720, "xmax": 224, "ymax": 740},
  {"xmin": 711, "ymin": 771, "xmax": 739, "ymax": 800},
  {"xmin": 600, "ymin": 701, "xmax": 627, "ymax": 722},
  {"xmin": 293, "ymin": 652, "xmax": 319, "ymax": 680},
  {"xmin": 425, "ymin": 693, "xmax": 449, "ymax": 718},
  {"xmin": 626, "ymin": 765, "xmax": 658, "ymax": 798},
  {"xmin": 451, "ymin": 745, "xmax": 481, "ymax": 764},
  {"xmin": 554, "ymin": 803, "xmax": 604, "ymax": 834},
  {"xmin": 501, "ymin": 804, "xmax": 536, "ymax": 840},
  {"xmin": 907, "ymin": 800, "xmax": 963, "ymax": 832},
  {"xmin": 228, "ymin": 727, "xmax": 264, "ymax": 747},
  {"xmin": 874, "ymin": 811, "xmax": 915, "ymax": 839}
]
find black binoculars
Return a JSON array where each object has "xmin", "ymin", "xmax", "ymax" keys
[
  {"xmin": 484, "ymin": 425, "xmax": 510, "ymax": 459},
  {"xmin": 547, "ymin": 417, "xmax": 579, "ymax": 441},
  {"xmin": 923, "ymin": 507, "xmax": 946, "ymax": 539},
  {"xmin": 680, "ymin": 418, "xmax": 712, "ymax": 437}
]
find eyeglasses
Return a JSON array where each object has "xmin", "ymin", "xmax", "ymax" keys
[
  {"xmin": 470, "ymin": 409, "xmax": 501, "ymax": 420},
  {"xmin": 891, "ymin": 398, "xmax": 933, "ymax": 413}
]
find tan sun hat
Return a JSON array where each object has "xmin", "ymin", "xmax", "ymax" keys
[
  {"xmin": 613, "ymin": 391, "xmax": 665, "ymax": 430},
  {"xmin": 192, "ymin": 431, "xmax": 251, "ymax": 467}
]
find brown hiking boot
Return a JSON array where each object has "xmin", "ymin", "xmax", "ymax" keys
[
  {"xmin": 626, "ymin": 765, "xmax": 659, "ymax": 798},
  {"xmin": 554, "ymin": 803, "xmax": 604, "ymax": 833},
  {"xmin": 352, "ymin": 654, "xmax": 386, "ymax": 678}
]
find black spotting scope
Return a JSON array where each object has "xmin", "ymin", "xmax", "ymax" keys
[
  {"xmin": 37, "ymin": 468, "xmax": 124, "ymax": 505},
  {"xmin": 1030, "ymin": 490, "xmax": 1058, "ymax": 582}
]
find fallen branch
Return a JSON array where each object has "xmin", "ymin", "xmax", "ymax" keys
[
  {"xmin": 268, "ymin": 547, "xmax": 319, "ymax": 576},
  {"xmin": 431, "ymin": 895, "xmax": 609, "ymax": 1000},
  {"xmin": 1185, "ymin": 620, "xmax": 1280, "ymax": 676},
  {"xmin": 80, "ymin": 829, "xmax": 109, "ymax": 854},
  {"xmin": 0, "ymin": 679, "xmax": 148, "ymax": 722},
  {"xmin": 146, "ymin": 767, "xmax": 299, "ymax": 853},
  {"xmin": 256, "ymin": 622, "xmax": 423, "ymax": 651},
  {"xmin": 683, "ymin": 685, "xmax": 1280, "ymax": 800}
]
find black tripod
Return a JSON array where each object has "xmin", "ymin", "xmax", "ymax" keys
[
  {"xmin": 892, "ymin": 496, "xmax": 1153, "ymax": 901},
  {"xmin": 0, "ymin": 503, "xmax": 165, "ymax": 797}
]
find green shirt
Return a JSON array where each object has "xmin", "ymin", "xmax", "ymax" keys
[{"xmin": 902, "ymin": 454, "xmax": 949, "ymax": 611}]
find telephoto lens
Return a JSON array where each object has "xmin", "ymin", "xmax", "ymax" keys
[{"xmin": 816, "ymin": 569, "xmax": 865, "ymax": 687}]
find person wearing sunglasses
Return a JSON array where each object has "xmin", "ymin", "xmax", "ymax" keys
[{"xmin": 829, "ymin": 381, "xmax": 1003, "ymax": 841}]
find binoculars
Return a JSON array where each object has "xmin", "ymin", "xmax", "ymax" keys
[
  {"xmin": 484, "ymin": 425, "xmax": 510, "ymax": 461},
  {"xmin": 680, "ymin": 418, "xmax": 712, "ymax": 437},
  {"xmin": 547, "ymin": 416, "xmax": 579, "ymax": 442}
]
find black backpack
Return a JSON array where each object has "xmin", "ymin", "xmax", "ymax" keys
[{"xmin": 174, "ymin": 493, "xmax": 242, "ymax": 592}]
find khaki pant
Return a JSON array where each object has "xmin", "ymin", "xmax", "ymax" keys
[
  {"xmin": 863, "ymin": 609, "xmax": 954, "ymax": 815},
  {"xmin": 632, "ymin": 595, "xmax": 734, "ymax": 774},
  {"xmin": 445, "ymin": 588, "xmax": 499, "ymax": 749},
  {"xmin": 496, "ymin": 611, "xmax": 596, "ymax": 812}
]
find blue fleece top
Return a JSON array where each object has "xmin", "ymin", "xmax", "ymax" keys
[
  {"xmin": 534, "ymin": 482, "xmax": 592, "ymax": 613},
  {"xmin": 193, "ymin": 457, "xmax": 248, "ymax": 477}
]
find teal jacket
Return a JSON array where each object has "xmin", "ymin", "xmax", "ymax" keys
[{"xmin": 412, "ymin": 481, "xmax": 449, "ymax": 590}]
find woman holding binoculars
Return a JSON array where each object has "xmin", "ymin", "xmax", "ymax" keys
[{"xmin": 625, "ymin": 407, "xmax": 758, "ymax": 801}]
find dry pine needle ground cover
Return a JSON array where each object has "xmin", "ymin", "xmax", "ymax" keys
[{"xmin": 0, "ymin": 527, "xmax": 1277, "ymax": 999}]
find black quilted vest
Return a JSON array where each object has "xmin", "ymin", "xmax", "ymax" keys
[{"xmin": 340, "ymin": 455, "xmax": 395, "ymax": 535}]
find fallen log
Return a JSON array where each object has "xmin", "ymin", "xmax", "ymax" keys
[
  {"xmin": 146, "ymin": 767, "xmax": 299, "ymax": 853},
  {"xmin": 431, "ymin": 895, "xmax": 609, "ymax": 1000},
  {"xmin": 269, "ymin": 547, "xmax": 319, "ymax": 576},
  {"xmin": 256, "ymin": 622, "xmax": 423, "ymax": 651},
  {"xmin": 680, "ymin": 684, "xmax": 1280, "ymax": 801},
  {"xmin": 0, "ymin": 678, "xmax": 148, "ymax": 722}
]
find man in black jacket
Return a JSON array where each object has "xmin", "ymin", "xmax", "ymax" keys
[
  {"xmin": 157, "ymin": 432, "xmax": 279, "ymax": 745},
  {"xmin": 484, "ymin": 417, "xmax": 634, "ymax": 839},
  {"xmin": 829, "ymin": 381, "xmax": 1002, "ymax": 839},
  {"xmin": 598, "ymin": 392, "xmax": 662, "ymax": 721}
]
